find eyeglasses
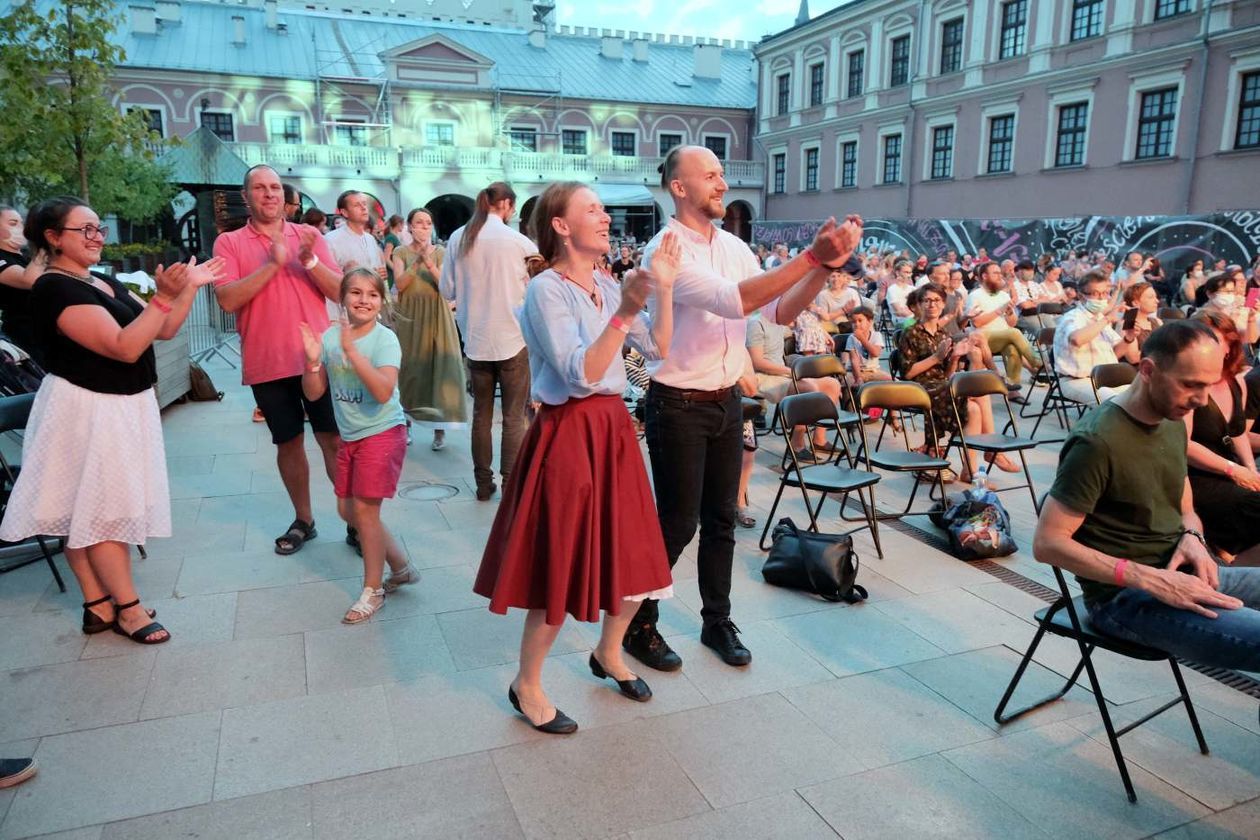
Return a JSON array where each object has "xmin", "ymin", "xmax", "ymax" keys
[
  {"xmin": 920, "ymin": 297, "xmax": 945, "ymax": 305},
  {"xmin": 61, "ymin": 225, "xmax": 109, "ymax": 240}
]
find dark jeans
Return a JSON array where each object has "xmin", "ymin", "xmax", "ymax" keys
[
  {"xmin": 467, "ymin": 347, "xmax": 531, "ymax": 490},
  {"xmin": 635, "ymin": 384, "xmax": 743, "ymax": 628}
]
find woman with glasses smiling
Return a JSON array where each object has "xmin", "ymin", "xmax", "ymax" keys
[{"xmin": 0, "ymin": 197, "xmax": 225, "ymax": 644}]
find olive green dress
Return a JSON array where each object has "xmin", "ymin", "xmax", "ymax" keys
[{"xmin": 394, "ymin": 244, "xmax": 468, "ymax": 426}]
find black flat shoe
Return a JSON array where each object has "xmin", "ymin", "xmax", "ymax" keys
[
  {"xmin": 82, "ymin": 596, "xmax": 154, "ymax": 635},
  {"xmin": 701, "ymin": 618, "xmax": 752, "ymax": 667},
  {"xmin": 111, "ymin": 599, "xmax": 170, "ymax": 645},
  {"xmin": 507, "ymin": 687, "xmax": 578, "ymax": 734},
  {"xmin": 588, "ymin": 654, "xmax": 652, "ymax": 702},
  {"xmin": 622, "ymin": 623, "xmax": 683, "ymax": 672}
]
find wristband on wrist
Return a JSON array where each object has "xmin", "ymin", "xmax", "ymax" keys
[
  {"xmin": 1225, "ymin": 462, "xmax": 1235, "ymax": 480},
  {"xmin": 301, "ymin": 256, "xmax": 319, "ymax": 271},
  {"xmin": 306, "ymin": 361, "xmax": 321, "ymax": 373},
  {"xmin": 802, "ymin": 249, "xmax": 821, "ymax": 268},
  {"xmin": 608, "ymin": 315, "xmax": 631, "ymax": 334},
  {"xmin": 150, "ymin": 297, "xmax": 172, "ymax": 314},
  {"xmin": 1113, "ymin": 558, "xmax": 1130, "ymax": 587}
]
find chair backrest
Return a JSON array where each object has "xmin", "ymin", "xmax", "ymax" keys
[
  {"xmin": 778, "ymin": 390, "xmax": 839, "ymax": 430},
  {"xmin": 1036, "ymin": 302, "xmax": 1065, "ymax": 316},
  {"xmin": 1158, "ymin": 307, "xmax": 1185, "ymax": 321},
  {"xmin": 858, "ymin": 380, "xmax": 932, "ymax": 412},
  {"xmin": 740, "ymin": 396, "xmax": 764, "ymax": 423},
  {"xmin": 1036, "ymin": 326, "xmax": 1057, "ymax": 351},
  {"xmin": 792, "ymin": 354, "xmax": 845, "ymax": 381},
  {"xmin": 0, "ymin": 393, "xmax": 36, "ymax": 434},
  {"xmin": 1091, "ymin": 362, "xmax": 1137, "ymax": 391},
  {"xmin": 950, "ymin": 369, "xmax": 1007, "ymax": 400}
]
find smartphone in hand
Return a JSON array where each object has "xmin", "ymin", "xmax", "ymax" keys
[{"xmin": 1122, "ymin": 308, "xmax": 1138, "ymax": 331}]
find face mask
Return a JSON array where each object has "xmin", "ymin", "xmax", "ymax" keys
[
  {"xmin": 1210, "ymin": 293, "xmax": 1236, "ymax": 309},
  {"xmin": 1083, "ymin": 298, "xmax": 1108, "ymax": 314},
  {"xmin": 1192, "ymin": 270, "xmax": 1204, "ymax": 278}
]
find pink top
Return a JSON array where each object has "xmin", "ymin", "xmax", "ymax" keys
[{"xmin": 213, "ymin": 221, "xmax": 337, "ymax": 386}]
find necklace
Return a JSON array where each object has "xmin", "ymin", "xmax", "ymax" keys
[
  {"xmin": 561, "ymin": 272, "xmax": 599, "ymax": 307},
  {"xmin": 47, "ymin": 265, "xmax": 93, "ymax": 282}
]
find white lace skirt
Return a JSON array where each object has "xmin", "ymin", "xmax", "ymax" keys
[{"xmin": 0, "ymin": 375, "xmax": 171, "ymax": 548}]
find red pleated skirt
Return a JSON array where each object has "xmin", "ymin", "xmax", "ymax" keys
[{"xmin": 473, "ymin": 394, "xmax": 673, "ymax": 625}]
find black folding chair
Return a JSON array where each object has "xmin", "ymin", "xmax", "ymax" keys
[
  {"xmin": 758, "ymin": 392, "xmax": 882, "ymax": 556},
  {"xmin": 947, "ymin": 370, "xmax": 1042, "ymax": 513},
  {"xmin": 1027, "ymin": 331, "xmax": 1088, "ymax": 440},
  {"xmin": 994, "ymin": 560, "xmax": 1209, "ymax": 804},
  {"xmin": 1090, "ymin": 362, "xmax": 1137, "ymax": 404},
  {"xmin": 0, "ymin": 393, "xmax": 66, "ymax": 591},
  {"xmin": 782, "ymin": 355, "xmax": 864, "ymax": 467},
  {"xmin": 848, "ymin": 381, "xmax": 951, "ymax": 519}
]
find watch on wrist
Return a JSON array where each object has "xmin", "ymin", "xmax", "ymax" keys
[{"xmin": 1181, "ymin": 528, "xmax": 1208, "ymax": 548}]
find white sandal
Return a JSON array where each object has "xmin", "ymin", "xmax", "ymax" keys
[
  {"xmin": 383, "ymin": 563, "xmax": 420, "ymax": 593},
  {"xmin": 342, "ymin": 587, "xmax": 385, "ymax": 624}
]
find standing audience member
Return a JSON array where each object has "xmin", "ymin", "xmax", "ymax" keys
[
  {"xmin": 381, "ymin": 215, "xmax": 404, "ymax": 290},
  {"xmin": 301, "ymin": 208, "xmax": 328, "ymax": 235},
  {"xmin": 0, "ymin": 205, "xmax": 43, "ymax": 362},
  {"xmin": 474, "ymin": 182, "xmax": 680, "ymax": 734},
  {"xmin": 885, "ymin": 260, "xmax": 915, "ymax": 323},
  {"xmin": 214, "ymin": 165, "xmax": 344, "ymax": 555},
  {"xmin": 610, "ymin": 244, "xmax": 636, "ymax": 280},
  {"xmin": 0, "ymin": 197, "xmax": 225, "ymax": 643},
  {"xmin": 325, "ymin": 192, "xmax": 385, "ymax": 284},
  {"xmin": 439, "ymin": 182, "xmax": 536, "ymax": 501},
  {"xmin": 1053, "ymin": 271, "xmax": 1139, "ymax": 404},
  {"xmin": 392, "ymin": 208, "xmax": 467, "ymax": 450}
]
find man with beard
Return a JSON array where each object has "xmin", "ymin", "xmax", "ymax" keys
[{"xmin": 965, "ymin": 261, "xmax": 1041, "ymax": 391}]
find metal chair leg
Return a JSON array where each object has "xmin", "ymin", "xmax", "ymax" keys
[
  {"xmin": 1075, "ymin": 638, "xmax": 1139, "ymax": 803},
  {"xmin": 35, "ymin": 536, "xmax": 66, "ymax": 593}
]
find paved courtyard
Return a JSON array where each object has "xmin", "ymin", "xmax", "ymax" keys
[{"xmin": 1, "ymin": 356, "xmax": 1259, "ymax": 839}]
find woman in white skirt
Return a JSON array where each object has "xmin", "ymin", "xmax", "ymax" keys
[{"xmin": 0, "ymin": 197, "xmax": 224, "ymax": 644}]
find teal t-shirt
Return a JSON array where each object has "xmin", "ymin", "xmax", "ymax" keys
[{"xmin": 321, "ymin": 323, "xmax": 406, "ymax": 442}]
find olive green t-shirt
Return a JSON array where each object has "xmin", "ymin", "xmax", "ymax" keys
[{"xmin": 1048, "ymin": 401, "xmax": 1187, "ymax": 605}]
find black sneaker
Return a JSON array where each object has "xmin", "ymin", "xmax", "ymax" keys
[
  {"xmin": 701, "ymin": 618, "xmax": 752, "ymax": 666},
  {"xmin": 623, "ymin": 623, "xmax": 683, "ymax": 671}
]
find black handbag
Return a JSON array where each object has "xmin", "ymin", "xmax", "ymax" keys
[{"xmin": 762, "ymin": 518, "xmax": 868, "ymax": 603}]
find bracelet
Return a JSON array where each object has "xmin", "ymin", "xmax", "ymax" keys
[
  {"xmin": 302, "ymin": 256, "xmax": 319, "ymax": 271},
  {"xmin": 1224, "ymin": 463, "xmax": 1235, "ymax": 480},
  {"xmin": 1181, "ymin": 528, "xmax": 1208, "ymax": 548},
  {"xmin": 150, "ymin": 297, "xmax": 172, "ymax": 314},
  {"xmin": 802, "ymin": 249, "xmax": 821, "ymax": 268},
  {"xmin": 608, "ymin": 315, "xmax": 631, "ymax": 334},
  {"xmin": 306, "ymin": 362, "xmax": 321, "ymax": 373},
  {"xmin": 1113, "ymin": 558, "xmax": 1130, "ymax": 587}
]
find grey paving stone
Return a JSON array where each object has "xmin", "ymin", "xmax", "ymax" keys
[
  {"xmin": 215, "ymin": 685, "xmax": 399, "ymax": 800},
  {"xmin": 81, "ymin": 592, "xmax": 237, "ymax": 659},
  {"xmin": 304, "ymin": 613, "xmax": 455, "ymax": 695},
  {"xmin": 628, "ymin": 791, "xmax": 837, "ymax": 839},
  {"xmin": 434, "ymin": 607, "xmax": 587, "ymax": 671},
  {"xmin": 310, "ymin": 753, "xmax": 522, "ymax": 839},
  {"xmin": 168, "ymin": 469, "xmax": 255, "ymax": 500},
  {"xmin": 782, "ymin": 667, "xmax": 995, "ymax": 769},
  {"xmin": 942, "ymin": 721, "xmax": 1211, "ymax": 840},
  {"xmin": 0, "ymin": 712, "xmax": 219, "ymax": 839},
  {"xmin": 537, "ymin": 650, "xmax": 712, "ymax": 730},
  {"xmin": 139, "ymin": 634, "xmax": 307, "ymax": 719},
  {"xmin": 434, "ymin": 498, "xmax": 501, "ymax": 532},
  {"xmin": 395, "ymin": 529, "xmax": 487, "ymax": 570},
  {"xmin": 403, "ymin": 564, "xmax": 487, "ymax": 615},
  {"xmin": 232, "ymin": 579, "xmax": 371, "ymax": 639},
  {"xmin": 871, "ymin": 587, "xmax": 1037, "ymax": 654},
  {"xmin": 1148, "ymin": 796, "xmax": 1260, "ymax": 839},
  {"xmin": 34, "ymin": 557, "xmax": 184, "ymax": 615},
  {"xmin": 164, "ymin": 454, "xmax": 217, "ymax": 477},
  {"xmin": 799, "ymin": 754, "xmax": 1048, "ymax": 840},
  {"xmin": 19, "ymin": 827, "xmax": 103, "ymax": 840},
  {"xmin": 0, "ymin": 651, "xmax": 155, "ymax": 741},
  {"xmin": 1184, "ymin": 680, "xmax": 1260, "ymax": 736},
  {"xmin": 0, "ymin": 610, "xmax": 86, "ymax": 671},
  {"xmin": 857, "ymin": 529, "xmax": 996, "ymax": 594},
  {"xmin": 0, "ymin": 739, "xmax": 38, "ymax": 829},
  {"xmin": 176, "ymin": 544, "xmax": 355, "ymax": 598},
  {"xmin": 99, "ymin": 786, "xmax": 313, "ymax": 840},
  {"xmin": 491, "ymin": 719, "xmax": 710, "ymax": 840},
  {"xmin": 664, "ymin": 620, "xmax": 833, "ymax": 705},
  {"xmin": 0, "ymin": 560, "xmax": 63, "ymax": 618},
  {"xmin": 644, "ymin": 692, "xmax": 863, "ymax": 808},
  {"xmin": 772, "ymin": 604, "xmax": 947, "ymax": 678},
  {"xmin": 674, "ymin": 564, "xmax": 840, "ymax": 624}
]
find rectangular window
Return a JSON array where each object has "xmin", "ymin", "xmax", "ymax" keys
[
  {"xmin": 882, "ymin": 134, "xmax": 902, "ymax": 184},
  {"xmin": 1055, "ymin": 102, "xmax": 1089, "ymax": 167},
  {"xmin": 890, "ymin": 35, "xmax": 910, "ymax": 87},
  {"xmin": 611, "ymin": 131, "xmax": 636, "ymax": 156},
  {"xmin": 658, "ymin": 132, "xmax": 683, "ymax": 157},
  {"xmin": 929, "ymin": 125, "xmax": 954, "ymax": 180},
  {"xmin": 999, "ymin": 0, "xmax": 1028, "ymax": 60},
  {"xmin": 200, "ymin": 111, "xmax": 234, "ymax": 142},
  {"xmin": 334, "ymin": 121, "xmax": 368, "ymax": 146},
  {"xmin": 509, "ymin": 126, "xmax": 537, "ymax": 152},
  {"xmin": 940, "ymin": 18, "xmax": 964, "ymax": 74},
  {"xmin": 1135, "ymin": 87, "xmax": 1178, "ymax": 159},
  {"xmin": 561, "ymin": 129, "xmax": 587, "ymax": 155},
  {"xmin": 1154, "ymin": 0, "xmax": 1191, "ymax": 20},
  {"xmin": 772, "ymin": 153, "xmax": 786, "ymax": 194},
  {"xmin": 777, "ymin": 73, "xmax": 791, "ymax": 115},
  {"xmin": 804, "ymin": 148, "xmax": 819, "ymax": 191},
  {"xmin": 987, "ymin": 114, "xmax": 1015, "ymax": 173},
  {"xmin": 425, "ymin": 122, "xmax": 455, "ymax": 146},
  {"xmin": 131, "ymin": 107, "xmax": 164, "ymax": 137},
  {"xmin": 809, "ymin": 63, "xmax": 824, "ymax": 107},
  {"xmin": 267, "ymin": 115, "xmax": 302, "ymax": 145},
  {"xmin": 703, "ymin": 135, "xmax": 727, "ymax": 160},
  {"xmin": 1236, "ymin": 71, "xmax": 1260, "ymax": 149},
  {"xmin": 840, "ymin": 140, "xmax": 857, "ymax": 188},
  {"xmin": 847, "ymin": 50, "xmax": 864, "ymax": 98},
  {"xmin": 1070, "ymin": 0, "xmax": 1104, "ymax": 41}
]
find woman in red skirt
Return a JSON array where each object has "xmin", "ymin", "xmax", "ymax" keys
[{"xmin": 474, "ymin": 182, "xmax": 681, "ymax": 734}]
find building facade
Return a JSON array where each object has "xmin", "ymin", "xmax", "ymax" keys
[
  {"xmin": 754, "ymin": 0, "xmax": 1260, "ymax": 224},
  {"xmin": 106, "ymin": 0, "xmax": 762, "ymax": 240}
]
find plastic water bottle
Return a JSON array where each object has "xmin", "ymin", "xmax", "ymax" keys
[{"xmin": 970, "ymin": 467, "xmax": 988, "ymax": 498}]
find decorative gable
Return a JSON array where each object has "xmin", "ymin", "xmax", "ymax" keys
[{"xmin": 382, "ymin": 34, "xmax": 495, "ymax": 87}]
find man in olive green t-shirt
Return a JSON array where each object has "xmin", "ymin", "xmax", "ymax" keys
[{"xmin": 1035, "ymin": 320, "xmax": 1260, "ymax": 673}]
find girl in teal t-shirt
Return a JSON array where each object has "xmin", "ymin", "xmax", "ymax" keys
[{"xmin": 300, "ymin": 268, "xmax": 417, "ymax": 624}]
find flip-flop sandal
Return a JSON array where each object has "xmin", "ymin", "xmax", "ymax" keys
[{"xmin": 275, "ymin": 519, "xmax": 317, "ymax": 555}]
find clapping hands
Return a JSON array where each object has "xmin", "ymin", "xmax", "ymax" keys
[{"xmin": 809, "ymin": 214, "xmax": 864, "ymax": 267}]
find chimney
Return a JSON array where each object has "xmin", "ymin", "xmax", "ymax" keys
[
  {"xmin": 600, "ymin": 36, "xmax": 623, "ymax": 60},
  {"xmin": 264, "ymin": 0, "xmax": 277, "ymax": 29},
  {"xmin": 231, "ymin": 14, "xmax": 246, "ymax": 46},
  {"xmin": 130, "ymin": 4, "xmax": 157, "ymax": 35},
  {"xmin": 155, "ymin": 0, "xmax": 180, "ymax": 24},
  {"xmin": 528, "ymin": 25, "xmax": 546, "ymax": 48},
  {"xmin": 632, "ymin": 38, "xmax": 649, "ymax": 62},
  {"xmin": 693, "ymin": 43, "xmax": 722, "ymax": 79}
]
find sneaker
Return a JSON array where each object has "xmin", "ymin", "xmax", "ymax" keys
[
  {"xmin": 0, "ymin": 758, "xmax": 36, "ymax": 789},
  {"xmin": 622, "ymin": 623, "xmax": 683, "ymax": 671},
  {"xmin": 700, "ymin": 618, "xmax": 752, "ymax": 666}
]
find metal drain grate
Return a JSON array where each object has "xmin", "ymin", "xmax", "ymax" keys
[{"xmin": 397, "ymin": 482, "xmax": 460, "ymax": 502}]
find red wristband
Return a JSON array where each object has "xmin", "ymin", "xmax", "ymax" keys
[
  {"xmin": 150, "ymin": 297, "xmax": 172, "ymax": 314},
  {"xmin": 1113, "ymin": 559, "xmax": 1129, "ymax": 587},
  {"xmin": 608, "ymin": 315, "xmax": 631, "ymax": 334},
  {"xmin": 802, "ymin": 249, "xmax": 821, "ymax": 268}
]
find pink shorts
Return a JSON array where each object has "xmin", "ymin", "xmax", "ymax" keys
[{"xmin": 334, "ymin": 424, "xmax": 407, "ymax": 500}]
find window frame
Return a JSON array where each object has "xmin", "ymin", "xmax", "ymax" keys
[
  {"xmin": 333, "ymin": 119, "xmax": 369, "ymax": 147},
  {"xmin": 846, "ymin": 49, "xmax": 865, "ymax": 99},
  {"xmin": 424, "ymin": 120, "xmax": 457, "ymax": 147},
  {"xmin": 838, "ymin": 136, "xmax": 859, "ymax": 189},
  {"xmin": 1153, "ymin": 0, "xmax": 1192, "ymax": 21},
  {"xmin": 508, "ymin": 125, "xmax": 539, "ymax": 153},
  {"xmin": 610, "ymin": 129, "xmax": 638, "ymax": 157},
  {"xmin": 1133, "ymin": 86, "xmax": 1179, "ymax": 160},
  {"xmin": 801, "ymin": 143, "xmax": 821, "ymax": 192},
  {"xmin": 889, "ymin": 35, "xmax": 911, "ymax": 87},
  {"xmin": 560, "ymin": 127, "xmax": 589, "ymax": 156},
  {"xmin": 808, "ymin": 62, "xmax": 825, "ymax": 108},
  {"xmin": 266, "ymin": 112, "xmax": 304, "ymax": 145},
  {"xmin": 1069, "ymin": 0, "xmax": 1104, "ymax": 42},
  {"xmin": 771, "ymin": 151, "xmax": 787, "ymax": 194},
  {"xmin": 777, "ymin": 72, "xmax": 791, "ymax": 115},
  {"xmin": 881, "ymin": 132, "xmax": 903, "ymax": 185},
  {"xmin": 939, "ymin": 17, "xmax": 964, "ymax": 75},
  {"xmin": 986, "ymin": 113, "xmax": 1016, "ymax": 174},
  {"xmin": 702, "ymin": 133, "xmax": 729, "ymax": 161},
  {"xmin": 1053, "ymin": 102, "xmax": 1090, "ymax": 168},
  {"xmin": 1121, "ymin": 69, "xmax": 1186, "ymax": 162},
  {"xmin": 199, "ymin": 109, "xmax": 235, "ymax": 142},
  {"xmin": 1235, "ymin": 69, "xmax": 1260, "ymax": 150},
  {"xmin": 658, "ymin": 131, "xmax": 684, "ymax": 158},
  {"xmin": 998, "ymin": 0, "xmax": 1028, "ymax": 61}
]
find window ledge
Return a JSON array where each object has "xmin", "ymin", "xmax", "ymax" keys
[
  {"xmin": 1119, "ymin": 155, "xmax": 1180, "ymax": 167},
  {"xmin": 926, "ymin": 176, "xmax": 955, "ymax": 183},
  {"xmin": 976, "ymin": 170, "xmax": 1016, "ymax": 179},
  {"xmin": 874, "ymin": 181, "xmax": 905, "ymax": 188},
  {"xmin": 834, "ymin": 185, "xmax": 859, "ymax": 192},
  {"xmin": 1214, "ymin": 146, "xmax": 1260, "ymax": 158}
]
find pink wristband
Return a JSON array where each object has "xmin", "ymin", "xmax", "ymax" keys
[
  {"xmin": 1113, "ymin": 559, "xmax": 1130, "ymax": 587},
  {"xmin": 802, "ymin": 249, "xmax": 821, "ymax": 268},
  {"xmin": 150, "ymin": 297, "xmax": 172, "ymax": 314},
  {"xmin": 608, "ymin": 315, "xmax": 631, "ymax": 334}
]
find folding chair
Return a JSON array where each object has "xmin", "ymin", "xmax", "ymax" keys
[
  {"xmin": 767, "ymin": 353, "xmax": 805, "ymax": 435},
  {"xmin": 994, "ymin": 560, "xmax": 1209, "ymax": 803},
  {"xmin": 783, "ymin": 355, "xmax": 864, "ymax": 467},
  {"xmin": 0, "ymin": 393, "xmax": 66, "ymax": 591},
  {"xmin": 849, "ymin": 381, "xmax": 951, "ymax": 519},
  {"xmin": 1027, "ymin": 331, "xmax": 1088, "ymax": 440},
  {"xmin": 1158, "ymin": 306, "xmax": 1185, "ymax": 321},
  {"xmin": 1090, "ymin": 362, "xmax": 1136, "ymax": 404},
  {"xmin": 946, "ymin": 370, "xmax": 1042, "ymax": 513},
  {"xmin": 758, "ymin": 392, "xmax": 882, "ymax": 556}
]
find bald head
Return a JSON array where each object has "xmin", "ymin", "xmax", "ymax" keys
[{"xmin": 660, "ymin": 145, "xmax": 727, "ymax": 220}]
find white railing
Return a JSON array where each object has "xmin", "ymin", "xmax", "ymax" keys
[{"xmin": 226, "ymin": 142, "xmax": 398, "ymax": 172}]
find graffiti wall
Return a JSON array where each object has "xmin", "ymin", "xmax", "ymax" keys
[{"xmin": 753, "ymin": 212, "xmax": 1260, "ymax": 277}]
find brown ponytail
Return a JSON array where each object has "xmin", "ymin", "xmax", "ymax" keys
[{"xmin": 460, "ymin": 181, "xmax": 516, "ymax": 256}]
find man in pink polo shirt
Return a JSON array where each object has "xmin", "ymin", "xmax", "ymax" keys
[{"xmin": 213, "ymin": 164, "xmax": 345, "ymax": 555}]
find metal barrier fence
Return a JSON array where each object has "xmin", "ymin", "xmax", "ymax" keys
[{"xmin": 185, "ymin": 283, "xmax": 240, "ymax": 367}]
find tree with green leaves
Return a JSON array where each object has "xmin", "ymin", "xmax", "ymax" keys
[{"xmin": 0, "ymin": 0, "xmax": 176, "ymax": 221}]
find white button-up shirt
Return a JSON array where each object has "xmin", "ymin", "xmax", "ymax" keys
[
  {"xmin": 439, "ymin": 214, "xmax": 537, "ymax": 362},
  {"xmin": 1053, "ymin": 306, "xmax": 1120, "ymax": 379},
  {"xmin": 642, "ymin": 217, "xmax": 769, "ymax": 390}
]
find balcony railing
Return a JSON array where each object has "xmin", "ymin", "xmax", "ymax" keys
[{"xmin": 227, "ymin": 142, "xmax": 398, "ymax": 173}]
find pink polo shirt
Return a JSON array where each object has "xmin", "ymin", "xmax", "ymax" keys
[{"xmin": 213, "ymin": 221, "xmax": 337, "ymax": 386}]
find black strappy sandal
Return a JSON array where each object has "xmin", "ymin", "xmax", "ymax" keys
[
  {"xmin": 82, "ymin": 596, "xmax": 155, "ymax": 635},
  {"xmin": 111, "ymin": 599, "xmax": 170, "ymax": 645},
  {"xmin": 274, "ymin": 518, "xmax": 317, "ymax": 555}
]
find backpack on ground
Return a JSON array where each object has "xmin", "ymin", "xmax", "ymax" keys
[
  {"xmin": 930, "ymin": 487, "xmax": 1017, "ymax": 561},
  {"xmin": 187, "ymin": 361, "xmax": 224, "ymax": 401}
]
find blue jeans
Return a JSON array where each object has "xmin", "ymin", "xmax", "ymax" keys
[{"xmin": 1088, "ymin": 567, "xmax": 1260, "ymax": 672}]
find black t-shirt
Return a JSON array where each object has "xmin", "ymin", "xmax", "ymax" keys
[
  {"xmin": 31, "ymin": 272, "xmax": 156, "ymax": 395},
  {"xmin": 0, "ymin": 249, "xmax": 37, "ymax": 356},
  {"xmin": 610, "ymin": 258, "xmax": 635, "ymax": 280}
]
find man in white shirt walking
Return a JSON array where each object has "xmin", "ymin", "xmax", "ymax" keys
[
  {"xmin": 324, "ymin": 190, "xmax": 385, "ymax": 320},
  {"xmin": 439, "ymin": 182, "xmax": 536, "ymax": 500},
  {"xmin": 623, "ymin": 145, "xmax": 862, "ymax": 670}
]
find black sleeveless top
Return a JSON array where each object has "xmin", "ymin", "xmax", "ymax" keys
[{"xmin": 1188, "ymin": 377, "xmax": 1245, "ymax": 474}]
